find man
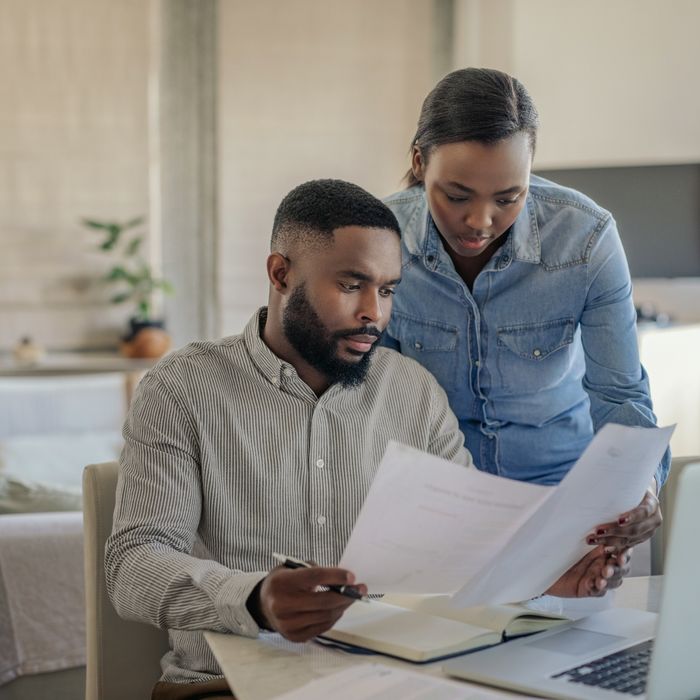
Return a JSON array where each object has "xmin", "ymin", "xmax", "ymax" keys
[{"xmin": 106, "ymin": 180, "xmax": 629, "ymax": 699}]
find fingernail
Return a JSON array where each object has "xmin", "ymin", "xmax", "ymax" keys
[
  {"xmin": 596, "ymin": 528, "xmax": 606, "ymax": 535},
  {"xmin": 618, "ymin": 517, "xmax": 629, "ymax": 525},
  {"xmin": 586, "ymin": 537, "xmax": 596, "ymax": 545},
  {"xmin": 604, "ymin": 546, "xmax": 616, "ymax": 553}
]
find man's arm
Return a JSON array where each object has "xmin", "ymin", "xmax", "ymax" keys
[{"xmin": 105, "ymin": 371, "xmax": 265, "ymax": 637}]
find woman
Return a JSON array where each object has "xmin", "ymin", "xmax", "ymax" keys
[{"xmin": 383, "ymin": 68, "xmax": 667, "ymax": 548}]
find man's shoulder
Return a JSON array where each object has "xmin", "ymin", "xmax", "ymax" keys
[
  {"xmin": 142, "ymin": 334, "xmax": 248, "ymax": 385},
  {"xmin": 370, "ymin": 346, "xmax": 441, "ymax": 390}
]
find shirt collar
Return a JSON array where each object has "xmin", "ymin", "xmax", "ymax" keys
[{"xmin": 243, "ymin": 307, "xmax": 287, "ymax": 388}]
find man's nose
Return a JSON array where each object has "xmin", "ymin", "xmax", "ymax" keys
[{"xmin": 357, "ymin": 290, "xmax": 383, "ymax": 323}]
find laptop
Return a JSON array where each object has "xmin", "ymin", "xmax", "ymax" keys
[{"xmin": 443, "ymin": 462, "xmax": 700, "ymax": 699}]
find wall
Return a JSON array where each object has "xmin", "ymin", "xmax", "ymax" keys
[
  {"xmin": 217, "ymin": 0, "xmax": 436, "ymax": 334},
  {"xmin": 0, "ymin": 0, "xmax": 150, "ymax": 350},
  {"xmin": 453, "ymin": 0, "xmax": 700, "ymax": 169}
]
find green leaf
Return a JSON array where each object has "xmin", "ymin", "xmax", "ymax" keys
[
  {"xmin": 105, "ymin": 266, "xmax": 129, "ymax": 281},
  {"xmin": 125, "ymin": 237, "xmax": 142, "ymax": 256},
  {"xmin": 81, "ymin": 218, "xmax": 112, "ymax": 230},
  {"xmin": 124, "ymin": 216, "xmax": 146, "ymax": 229},
  {"xmin": 159, "ymin": 280, "xmax": 175, "ymax": 295},
  {"xmin": 110, "ymin": 292, "xmax": 132, "ymax": 304}
]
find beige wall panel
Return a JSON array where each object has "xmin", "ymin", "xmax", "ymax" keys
[
  {"xmin": 0, "ymin": 0, "xmax": 150, "ymax": 350},
  {"xmin": 218, "ymin": 0, "xmax": 434, "ymax": 334}
]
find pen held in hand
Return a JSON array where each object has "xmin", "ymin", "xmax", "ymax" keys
[{"xmin": 271, "ymin": 552, "xmax": 370, "ymax": 602}]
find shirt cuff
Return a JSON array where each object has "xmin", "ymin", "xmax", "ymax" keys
[{"xmin": 215, "ymin": 570, "xmax": 268, "ymax": 637}]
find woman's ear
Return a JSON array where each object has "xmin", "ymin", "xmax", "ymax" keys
[
  {"xmin": 266, "ymin": 252, "xmax": 291, "ymax": 293},
  {"xmin": 411, "ymin": 145, "xmax": 426, "ymax": 183}
]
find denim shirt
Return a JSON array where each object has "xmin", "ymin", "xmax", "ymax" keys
[{"xmin": 382, "ymin": 176, "xmax": 669, "ymax": 487}]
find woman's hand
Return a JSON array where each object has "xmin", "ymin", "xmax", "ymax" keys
[
  {"xmin": 588, "ymin": 486, "xmax": 662, "ymax": 550},
  {"xmin": 546, "ymin": 546, "xmax": 632, "ymax": 598}
]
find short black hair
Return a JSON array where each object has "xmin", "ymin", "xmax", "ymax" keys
[{"xmin": 271, "ymin": 179, "xmax": 401, "ymax": 252}]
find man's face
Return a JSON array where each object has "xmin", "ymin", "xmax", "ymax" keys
[
  {"xmin": 415, "ymin": 133, "xmax": 532, "ymax": 261},
  {"xmin": 281, "ymin": 226, "xmax": 401, "ymax": 387}
]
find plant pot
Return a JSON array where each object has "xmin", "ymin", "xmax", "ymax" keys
[{"xmin": 120, "ymin": 319, "xmax": 171, "ymax": 359}]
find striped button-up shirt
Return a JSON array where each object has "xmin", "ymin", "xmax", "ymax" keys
[{"xmin": 105, "ymin": 308, "xmax": 470, "ymax": 683}]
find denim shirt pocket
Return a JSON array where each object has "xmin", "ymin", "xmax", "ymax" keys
[
  {"xmin": 388, "ymin": 312, "xmax": 459, "ymax": 389},
  {"xmin": 496, "ymin": 317, "xmax": 575, "ymax": 393}
]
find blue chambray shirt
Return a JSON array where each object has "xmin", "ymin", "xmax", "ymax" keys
[{"xmin": 382, "ymin": 176, "xmax": 669, "ymax": 487}]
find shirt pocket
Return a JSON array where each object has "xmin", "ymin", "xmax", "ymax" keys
[
  {"xmin": 387, "ymin": 312, "xmax": 458, "ymax": 389},
  {"xmin": 496, "ymin": 317, "xmax": 575, "ymax": 394}
]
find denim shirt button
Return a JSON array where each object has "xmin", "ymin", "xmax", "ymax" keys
[
  {"xmin": 414, "ymin": 341, "xmax": 423, "ymax": 350},
  {"xmin": 427, "ymin": 255, "xmax": 435, "ymax": 264},
  {"xmin": 533, "ymin": 348, "xmax": 542, "ymax": 357},
  {"xmin": 500, "ymin": 256, "xmax": 510, "ymax": 268}
]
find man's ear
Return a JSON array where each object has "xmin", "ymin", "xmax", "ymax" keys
[
  {"xmin": 267, "ymin": 252, "xmax": 291, "ymax": 293},
  {"xmin": 411, "ymin": 145, "xmax": 426, "ymax": 183}
]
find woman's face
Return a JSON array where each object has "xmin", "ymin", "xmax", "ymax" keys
[{"xmin": 413, "ymin": 132, "xmax": 532, "ymax": 260}]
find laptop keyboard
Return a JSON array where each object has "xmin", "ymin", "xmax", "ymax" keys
[{"xmin": 552, "ymin": 639, "xmax": 653, "ymax": 696}]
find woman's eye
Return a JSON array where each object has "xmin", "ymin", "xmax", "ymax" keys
[
  {"xmin": 446, "ymin": 194, "xmax": 468, "ymax": 203},
  {"xmin": 498, "ymin": 197, "xmax": 520, "ymax": 206}
]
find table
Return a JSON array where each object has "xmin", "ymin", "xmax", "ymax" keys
[
  {"xmin": 0, "ymin": 352, "xmax": 156, "ymax": 405},
  {"xmin": 205, "ymin": 576, "xmax": 662, "ymax": 700}
]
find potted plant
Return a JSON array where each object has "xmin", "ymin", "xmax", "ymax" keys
[{"xmin": 82, "ymin": 216, "xmax": 174, "ymax": 358}]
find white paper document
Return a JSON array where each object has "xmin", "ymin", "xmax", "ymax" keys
[
  {"xmin": 339, "ymin": 424, "xmax": 673, "ymax": 606},
  {"xmin": 271, "ymin": 663, "xmax": 537, "ymax": 699}
]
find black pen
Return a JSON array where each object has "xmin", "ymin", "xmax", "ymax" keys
[{"xmin": 271, "ymin": 552, "xmax": 369, "ymax": 602}]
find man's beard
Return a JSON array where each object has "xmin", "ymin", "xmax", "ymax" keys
[{"xmin": 282, "ymin": 284, "xmax": 382, "ymax": 388}]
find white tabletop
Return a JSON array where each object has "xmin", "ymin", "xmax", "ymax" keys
[{"xmin": 205, "ymin": 576, "xmax": 662, "ymax": 700}]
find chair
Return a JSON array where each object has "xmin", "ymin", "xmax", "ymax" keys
[
  {"xmin": 650, "ymin": 455, "xmax": 700, "ymax": 575},
  {"xmin": 83, "ymin": 462, "xmax": 170, "ymax": 700}
]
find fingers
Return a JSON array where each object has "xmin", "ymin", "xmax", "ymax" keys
[
  {"xmin": 259, "ymin": 566, "xmax": 363, "ymax": 642},
  {"xmin": 588, "ymin": 494, "xmax": 662, "ymax": 549}
]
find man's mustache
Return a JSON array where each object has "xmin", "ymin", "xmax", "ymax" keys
[{"xmin": 332, "ymin": 326, "xmax": 383, "ymax": 340}]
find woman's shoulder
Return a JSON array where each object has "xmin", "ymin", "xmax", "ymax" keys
[
  {"xmin": 383, "ymin": 186, "xmax": 429, "ymax": 254},
  {"xmin": 528, "ymin": 174, "xmax": 611, "ymax": 224},
  {"xmin": 383, "ymin": 186, "xmax": 426, "ymax": 220}
]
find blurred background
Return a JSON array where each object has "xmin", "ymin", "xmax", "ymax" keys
[{"xmin": 2, "ymin": 0, "xmax": 699, "ymax": 352}]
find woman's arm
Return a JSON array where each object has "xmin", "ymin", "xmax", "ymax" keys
[{"xmin": 580, "ymin": 216, "xmax": 668, "ymax": 548}]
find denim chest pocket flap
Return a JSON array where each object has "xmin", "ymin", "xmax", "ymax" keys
[
  {"xmin": 497, "ymin": 318, "xmax": 575, "ymax": 361},
  {"xmin": 390, "ymin": 312, "xmax": 458, "ymax": 353}
]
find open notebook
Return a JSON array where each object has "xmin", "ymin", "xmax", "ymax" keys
[{"xmin": 319, "ymin": 594, "xmax": 569, "ymax": 663}]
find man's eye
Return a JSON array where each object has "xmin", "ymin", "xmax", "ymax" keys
[
  {"xmin": 379, "ymin": 288, "xmax": 396, "ymax": 297},
  {"xmin": 340, "ymin": 282, "xmax": 360, "ymax": 291},
  {"xmin": 497, "ymin": 197, "xmax": 520, "ymax": 206},
  {"xmin": 446, "ymin": 194, "xmax": 468, "ymax": 203}
]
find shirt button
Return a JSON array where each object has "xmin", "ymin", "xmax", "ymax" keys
[
  {"xmin": 474, "ymin": 360, "xmax": 480, "ymax": 367},
  {"xmin": 316, "ymin": 458, "xmax": 325, "ymax": 469},
  {"xmin": 533, "ymin": 348, "xmax": 542, "ymax": 357},
  {"xmin": 316, "ymin": 515, "xmax": 326, "ymax": 525},
  {"xmin": 283, "ymin": 367, "xmax": 294, "ymax": 377},
  {"xmin": 271, "ymin": 376, "xmax": 279, "ymax": 384},
  {"xmin": 501, "ymin": 255, "xmax": 511, "ymax": 266},
  {"xmin": 414, "ymin": 341, "xmax": 423, "ymax": 350}
]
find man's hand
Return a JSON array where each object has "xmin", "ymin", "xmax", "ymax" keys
[
  {"xmin": 587, "ymin": 488, "xmax": 662, "ymax": 550},
  {"xmin": 254, "ymin": 566, "xmax": 367, "ymax": 642},
  {"xmin": 545, "ymin": 546, "xmax": 632, "ymax": 598}
]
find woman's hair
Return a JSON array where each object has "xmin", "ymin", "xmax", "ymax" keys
[{"xmin": 405, "ymin": 67, "xmax": 539, "ymax": 187}]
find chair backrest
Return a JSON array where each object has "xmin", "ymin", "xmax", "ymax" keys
[
  {"xmin": 83, "ymin": 462, "xmax": 170, "ymax": 700},
  {"xmin": 650, "ymin": 455, "xmax": 700, "ymax": 575}
]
